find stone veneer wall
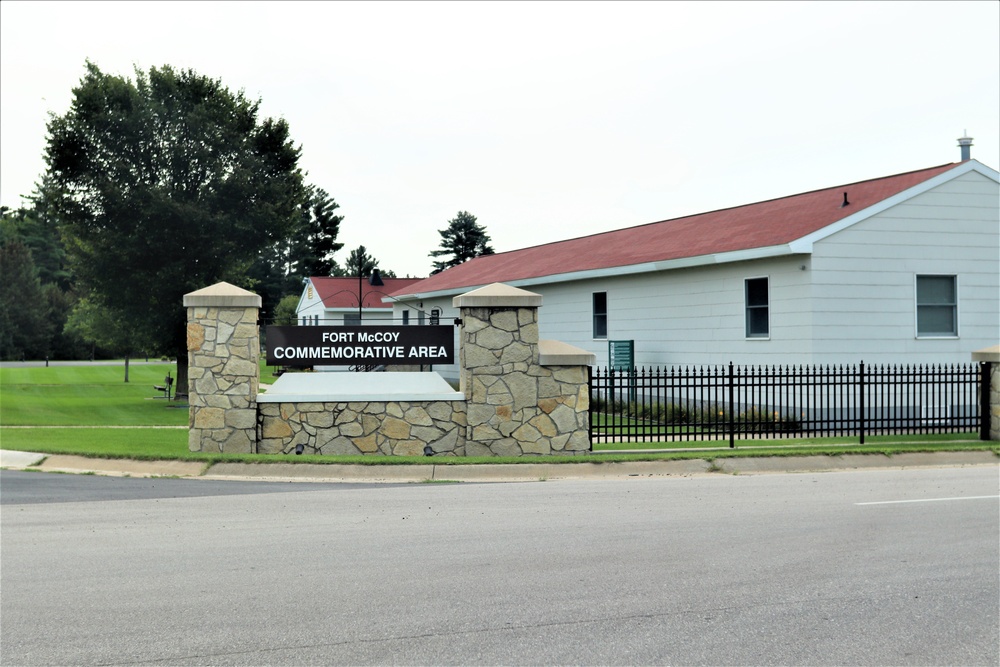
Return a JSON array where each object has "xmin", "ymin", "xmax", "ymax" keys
[
  {"xmin": 456, "ymin": 287, "xmax": 591, "ymax": 456},
  {"xmin": 972, "ymin": 347, "xmax": 1000, "ymax": 441},
  {"xmin": 990, "ymin": 362, "xmax": 999, "ymax": 441},
  {"xmin": 184, "ymin": 283, "xmax": 261, "ymax": 453},
  {"xmin": 258, "ymin": 400, "xmax": 467, "ymax": 456},
  {"xmin": 185, "ymin": 282, "xmax": 595, "ymax": 455}
]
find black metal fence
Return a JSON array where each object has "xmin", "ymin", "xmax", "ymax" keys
[{"xmin": 589, "ymin": 362, "xmax": 988, "ymax": 447}]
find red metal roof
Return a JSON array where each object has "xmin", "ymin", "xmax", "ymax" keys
[
  {"xmin": 310, "ymin": 277, "xmax": 423, "ymax": 309},
  {"xmin": 394, "ymin": 162, "xmax": 961, "ymax": 295}
]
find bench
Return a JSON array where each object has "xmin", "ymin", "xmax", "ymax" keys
[{"xmin": 153, "ymin": 374, "xmax": 174, "ymax": 399}]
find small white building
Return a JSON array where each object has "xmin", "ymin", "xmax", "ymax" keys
[
  {"xmin": 389, "ymin": 153, "xmax": 999, "ymax": 381},
  {"xmin": 295, "ymin": 276, "xmax": 425, "ymax": 326}
]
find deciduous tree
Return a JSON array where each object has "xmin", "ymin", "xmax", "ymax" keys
[{"xmin": 40, "ymin": 61, "xmax": 306, "ymax": 394}]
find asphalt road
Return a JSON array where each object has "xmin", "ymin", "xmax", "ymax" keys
[{"xmin": 1, "ymin": 467, "xmax": 997, "ymax": 666}]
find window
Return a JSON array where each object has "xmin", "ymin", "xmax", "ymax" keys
[
  {"xmin": 916, "ymin": 275, "xmax": 957, "ymax": 337},
  {"xmin": 430, "ymin": 308, "xmax": 441, "ymax": 326},
  {"xmin": 402, "ymin": 311, "xmax": 410, "ymax": 326},
  {"xmin": 745, "ymin": 277, "xmax": 769, "ymax": 338},
  {"xmin": 344, "ymin": 313, "xmax": 361, "ymax": 326},
  {"xmin": 593, "ymin": 292, "xmax": 608, "ymax": 339}
]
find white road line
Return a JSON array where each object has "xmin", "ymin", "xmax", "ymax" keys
[{"xmin": 856, "ymin": 495, "xmax": 999, "ymax": 506}]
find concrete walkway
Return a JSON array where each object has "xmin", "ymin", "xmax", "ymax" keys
[{"xmin": 1, "ymin": 449, "xmax": 996, "ymax": 484}]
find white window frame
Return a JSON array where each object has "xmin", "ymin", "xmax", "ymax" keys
[
  {"xmin": 744, "ymin": 276, "xmax": 770, "ymax": 340},
  {"xmin": 915, "ymin": 274, "xmax": 959, "ymax": 338}
]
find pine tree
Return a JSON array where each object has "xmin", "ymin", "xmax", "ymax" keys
[{"xmin": 429, "ymin": 211, "xmax": 494, "ymax": 274}]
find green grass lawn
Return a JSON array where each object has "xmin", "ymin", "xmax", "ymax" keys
[
  {"xmin": 1, "ymin": 363, "xmax": 185, "ymax": 426},
  {"xmin": 1, "ymin": 427, "xmax": 189, "ymax": 458}
]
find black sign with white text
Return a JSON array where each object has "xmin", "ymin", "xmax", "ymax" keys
[{"xmin": 266, "ymin": 325, "xmax": 454, "ymax": 366}]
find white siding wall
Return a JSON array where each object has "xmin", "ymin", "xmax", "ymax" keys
[
  {"xmin": 531, "ymin": 256, "xmax": 813, "ymax": 367},
  {"xmin": 295, "ymin": 284, "xmax": 325, "ymax": 324},
  {"xmin": 809, "ymin": 170, "xmax": 999, "ymax": 365}
]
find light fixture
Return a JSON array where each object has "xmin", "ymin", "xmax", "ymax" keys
[{"xmin": 358, "ymin": 261, "xmax": 385, "ymax": 321}]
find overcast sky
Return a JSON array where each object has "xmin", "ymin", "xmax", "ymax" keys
[{"xmin": 2, "ymin": 1, "xmax": 997, "ymax": 278}]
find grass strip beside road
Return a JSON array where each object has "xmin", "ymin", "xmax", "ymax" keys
[
  {"xmin": 1, "ymin": 427, "xmax": 189, "ymax": 458},
  {"xmin": 2, "ymin": 362, "xmax": 997, "ymax": 466},
  {"xmin": 2, "ymin": 426, "xmax": 996, "ymax": 466}
]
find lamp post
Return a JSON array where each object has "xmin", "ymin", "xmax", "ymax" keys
[{"xmin": 358, "ymin": 261, "xmax": 383, "ymax": 323}]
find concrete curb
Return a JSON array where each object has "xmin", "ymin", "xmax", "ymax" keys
[
  {"xmin": 0, "ymin": 450, "xmax": 47, "ymax": 468},
  {"xmin": 2, "ymin": 449, "xmax": 996, "ymax": 483},
  {"xmin": 27, "ymin": 454, "xmax": 206, "ymax": 478}
]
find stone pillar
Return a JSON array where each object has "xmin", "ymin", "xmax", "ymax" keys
[
  {"xmin": 972, "ymin": 345, "xmax": 1000, "ymax": 441},
  {"xmin": 454, "ymin": 283, "xmax": 593, "ymax": 456},
  {"xmin": 184, "ymin": 282, "xmax": 261, "ymax": 452}
]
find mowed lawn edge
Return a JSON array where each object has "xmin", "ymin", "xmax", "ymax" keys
[{"xmin": 2, "ymin": 362, "xmax": 997, "ymax": 464}]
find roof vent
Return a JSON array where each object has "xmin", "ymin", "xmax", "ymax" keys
[
  {"xmin": 958, "ymin": 132, "xmax": 973, "ymax": 161},
  {"xmin": 840, "ymin": 192, "xmax": 850, "ymax": 208}
]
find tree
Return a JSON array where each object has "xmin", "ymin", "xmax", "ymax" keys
[
  {"xmin": 344, "ymin": 245, "xmax": 396, "ymax": 278},
  {"xmin": 40, "ymin": 61, "xmax": 306, "ymax": 395},
  {"xmin": 346, "ymin": 245, "xmax": 378, "ymax": 276},
  {"xmin": 293, "ymin": 186, "xmax": 344, "ymax": 278},
  {"xmin": 429, "ymin": 211, "xmax": 494, "ymax": 274},
  {"xmin": 1, "ymin": 204, "xmax": 72, "ymax": 289},
  {"xmin": 1, "ymin": 204, "xmax": 90, "ymax": 360},
  {"xmin": 248, "ymin": 184, "xmax": 344, "ymax": 322},
  {"xmin": 0, "ymin": 237, "xmax": 53, "ymax": 360},
  {"xmin": 271, "ymin": 294, "xmax": 301, "ymax": 326},
  {"xmin": 64, "ymin": 297, "xmax": 145, "ymax": 380}
]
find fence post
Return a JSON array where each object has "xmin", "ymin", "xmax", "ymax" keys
[
  {"xmin": 859, "ymin": 360, "xmax": 866, "ymax": 445},
  {"xmin": 728, "ymin": 361, "xmax": 735, "ymax": 449},
  {"xmin": 588, "ymin": 365, "xmax": 594, "ymax": 451}
]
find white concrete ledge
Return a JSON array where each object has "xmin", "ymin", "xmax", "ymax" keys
[
  {"xmin": 538, "ymin": 339, "xmax": 596, "ymax": 366},
  {"xmin": 257, "ymin": 372, "xmax": 465, "ymax": 403},
  {"xmin": 972, "ymin": 345, "xmax": 1000, "ymax": 363}
]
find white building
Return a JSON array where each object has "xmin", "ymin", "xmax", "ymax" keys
[
  {"xmin": 388, "ymin": 153, "xmax": 999, "ymax": 382},
  {"xmin": 296, "ymin": 276, "xmax": 424, "ymax": 326}
]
